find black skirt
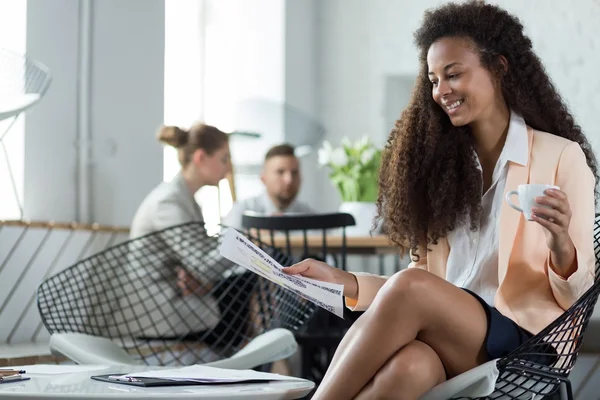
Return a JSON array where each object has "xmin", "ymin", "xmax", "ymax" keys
[{"xmin": 463, "ymin": 288, "xmax": 556, "ymax": 365}]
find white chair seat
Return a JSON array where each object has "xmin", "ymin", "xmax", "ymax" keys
[
  {"xmin": 204, "ymin": 328, "xmax": 297, "ymax": 370},
  {"xmin": 421, "ymin": 359, "xmax": 560, "ymax": 400},
  {"xmin": 420, "ymin": 359, "xmax": 500, "ymax": 400},
  {"xmin": 0, "ymin": 93, "xmax": 41, "ymax": 121},
  {"xmin": 50, "ymin": 328, "xmax": 297, "ymax": 370},
  {"xmin": 50, "ymin": 333, "xmax": 139, "ymax": 365}
]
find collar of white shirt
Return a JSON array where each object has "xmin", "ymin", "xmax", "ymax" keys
[
  {"xmin": 475, "ymin": 110, "xmax": 529, "ymax": 176},
  {"xmin": 500, "ymin": 110, "xmax": 529, "ymax": 167}
]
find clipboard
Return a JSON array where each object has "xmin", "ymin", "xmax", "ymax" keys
[{"xmin": 91, "ymin": 374, "xmax": 265, "ymax": 387}]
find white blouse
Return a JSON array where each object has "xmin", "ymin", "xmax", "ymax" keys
[{"xmin": 445, "ymin": 111, "xmax": 529, "ymax": 306}]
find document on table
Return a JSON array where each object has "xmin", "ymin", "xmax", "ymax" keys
[
  {"xmin": 219, "ymin": 228, "xmax": 345, "ymax": 318},
  {"xmin": 112, "ymin": 365, "xmax": 305, "ymax": 383}
]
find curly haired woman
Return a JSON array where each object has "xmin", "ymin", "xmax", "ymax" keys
[{"xmin": 284, "ymin": 1, "xmax": 598, "ymax": 399}]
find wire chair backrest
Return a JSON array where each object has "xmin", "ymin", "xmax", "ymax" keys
[
  {"xmin": 454, "ymin": 214, "xmax": 600, "ymax": 399},
  {"xmin": 37, "ymin": 222, "xmax": 316, "ymax": 366},
  {"xmin": 501, "ymin": 214, "xmax": 600, "ymax": 371}
]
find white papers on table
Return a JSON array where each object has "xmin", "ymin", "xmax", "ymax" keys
[
  {"xmin": 219, "ymin": 228, "xmax": 344, "ymax": 318},
  {"xmin": 116, "ymin": 364, "xmax": 305, "ymax": 383}
]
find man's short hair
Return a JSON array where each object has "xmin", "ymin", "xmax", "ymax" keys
[{"xmin": 264, "ymin": 144, "xmax": 296, "ymax": 162}]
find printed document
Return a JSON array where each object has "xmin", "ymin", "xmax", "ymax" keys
[{"xmin": 219, "ymin": 228, "xmax": 344, "ymax": 318}]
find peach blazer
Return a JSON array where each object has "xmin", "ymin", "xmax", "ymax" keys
[{"xmin": 346, "ymin": 127, "xmax": 595, "ymax": 334}]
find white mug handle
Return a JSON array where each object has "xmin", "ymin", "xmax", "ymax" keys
[{"xmin": 505, "ymin": 190, "xmax": 522, "ymax": 212}]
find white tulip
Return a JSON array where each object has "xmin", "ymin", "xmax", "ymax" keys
[
  {"xmin": 355, "ymin": 135, "xmax": 370, "ymax": 150},
  {"xmin": 318, "ymin": 147, "xmax": 330, "ymax": 166},
  {"xmin": 330, "ymin": 148, "xmax": 349, "ymax": 167},
  {"xmin": 318, "ymin": 141, "xmax": 333, "ymax": 165},
  {"xmin": 341, "ymin": 136, "xmax": 352, "ymax": 148},
  {"xmin": 360, "ymin": 148, "xmax": 376, "ymax": 165}
]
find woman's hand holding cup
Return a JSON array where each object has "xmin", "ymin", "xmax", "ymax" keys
[{"xmin": 506, "ymin": 184, "xmax": 575, "ymax": 274}]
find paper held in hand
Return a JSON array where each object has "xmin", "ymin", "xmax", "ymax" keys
[{"xmin": 219, "ymin": 228, "xmax": 345, "ymax": 318}]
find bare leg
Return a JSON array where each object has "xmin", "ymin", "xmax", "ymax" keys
[
  {"xmin": 312, "ymin": 268, "xmax": 489, "ymax": 399},
  {"xmin": 354, "ymin": 340, "xmax": 446, "ymax": 400}
]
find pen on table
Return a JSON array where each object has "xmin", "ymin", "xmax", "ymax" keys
[
  {"xmin": 0, "ymin": 374, "xmax": 24, "ymax": 382},
  {"xmin": 0, "ymin": 370, "xmax": 26, "ymax": 376}
]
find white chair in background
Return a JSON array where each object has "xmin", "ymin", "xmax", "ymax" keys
[{"xmin": 0, "ymin": 48, "xmax": 51, "ymax": 217}]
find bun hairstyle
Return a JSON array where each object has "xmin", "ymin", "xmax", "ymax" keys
[
  {"xmin": 157, "ymin": 126, "xmax": 189, "ymax": 148},
  {"xmin": 157, "ymin": 123, "xmax": 229, "ymax": 166}
]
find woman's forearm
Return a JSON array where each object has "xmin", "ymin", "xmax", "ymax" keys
[
  {"xmin": 550, "ymin": 237, "xmax": 577, "ymax": 278},
  {"xmin": 336, "ymin": 270, "xmax": 359, "ymax": 298}
]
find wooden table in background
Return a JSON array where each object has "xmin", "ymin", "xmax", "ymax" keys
[{"xmin": 267, "ymin": 234, "xmax": 397, "ymax": 255}]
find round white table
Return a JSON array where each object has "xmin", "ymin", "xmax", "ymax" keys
[{"xmin": 0, "ymin": 365, "xmax": 314, "ymax": 400}]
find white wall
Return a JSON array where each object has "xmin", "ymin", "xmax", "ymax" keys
[
  {"xmin": 89, "ymin": 1, "xmax": 165, "ymax": 225},
  {"xmin": 25, "ymin": 0, "xmax": 80, "ymax": 222},
  {"xmin": 24, "ymin": 0, "xmax": 164, "ymax": 226},
  {"xmin": 284, "ymin": 0, "xmax": 323, "ymax": 209},
  {"xmin": 314, "ymin": 0, "xmax": 600, "ymax": 212}
]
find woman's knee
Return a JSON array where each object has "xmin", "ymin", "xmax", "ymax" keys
[
  {"xmin": 376, "ymin": 268, "xmax": 435, "ymax": 309},
  {"xmin": 369, "ymin": 340, "xmax": 445, "ymax": 400}
]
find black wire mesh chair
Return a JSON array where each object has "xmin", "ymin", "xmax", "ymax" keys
[
  {"xmin": 37, "ymin": 222, "xmax": 316, "ymax": 368},
  {"xmin": 240, "ymin": 212, "xmax": 356, "ymax": 389},
  {"xmin": 423, "ymin": 214, "xmax": 600, "ymax": 400}
]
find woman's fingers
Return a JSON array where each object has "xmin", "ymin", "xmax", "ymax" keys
[
  {"xmin": 534, "ymin": 197, "xmax": 567, "ymax": 216},
  {"xmin": 535, "ymin": 189, "xmax": 571, "ymax": 216},
  {"xmin": 531, "ymin": 213, "xmax": 561, "ymax": 234},
  {"xmin": 545, "ymin": 188, "xmax": 568, "ymax": 200},
  {"xmin": 531, "ymin": 206, "xmax": 567, "ymax": 227},
  {"xmin": 282, "ymin": 259, "xmax": 313, "ymax": 275}
]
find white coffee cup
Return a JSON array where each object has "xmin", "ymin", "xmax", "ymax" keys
[{"xmin": 505, "ymin": 184, "xmax": 560, "ymax": 220}]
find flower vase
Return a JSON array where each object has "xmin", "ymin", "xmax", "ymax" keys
[{"xmin": 338, "ymin": 202, "xmax": 379, "ymax": 236}]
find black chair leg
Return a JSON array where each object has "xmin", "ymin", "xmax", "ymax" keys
[
  {"xmin": 545, "ymin": 381, "xmax": 573, "ymax": 400},
  {"xmin": 299, "ymin": 343, "xmax": 319, "ymax": 399},
  {"xmin": 563, "ymin": 380, "xmax": 574, "ymax": 400},
  {"xmin": 301, "ymin": 344, "xmax": 312, "ymax": 384}
]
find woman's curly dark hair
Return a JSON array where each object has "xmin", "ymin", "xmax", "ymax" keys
[{"xmin": 377, "ymin": 0, "xmax": 598, "ymax": 257}]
